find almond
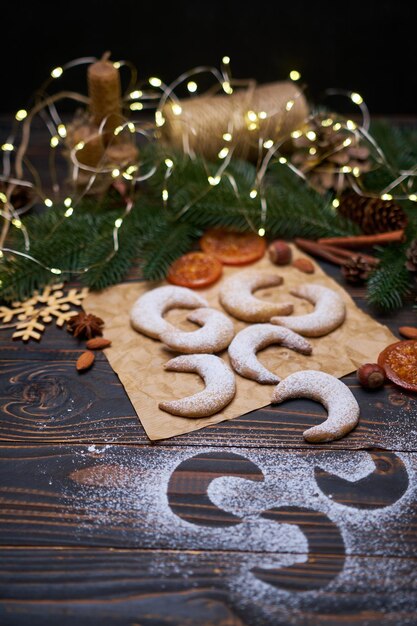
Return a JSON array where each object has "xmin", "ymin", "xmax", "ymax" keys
[
  {"xmin": 293, "ymin": 258, "xmax": 315, "ymax": 274},
  {"xmin": 76, "ymin": 350, "xmax": 95, "ymax": 371},
  {"xmin": 399, "ymin": 326, "xmax": 417, "ymax": 340},
  {"xmin": 86, "ymin": 337, "xmax": 112, "ymax": 350}
]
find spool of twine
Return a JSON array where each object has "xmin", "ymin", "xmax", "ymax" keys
[
  {"xmin": 160, "ymin": 81, "xmax": 308, "ymax": 161},
  {"xmin": 87, "ymin": 52, "xmax": 122, "ymax": 141}
]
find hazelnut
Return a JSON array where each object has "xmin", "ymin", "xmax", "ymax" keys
[
  {"xmin": 268, "ymin": 240, "xmax": 292, "ymax": 265},
  {"xmin": 357, "ymin": 363, "xmax": 386, "ymax": 389}
]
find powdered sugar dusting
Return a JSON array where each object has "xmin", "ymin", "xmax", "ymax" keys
[
  {"xmin": 130, "ymin": 285, "xmax": 208, "ymax": 339},
  {"xmin": 271, "ymin": 283, "xmax": 346, "ymax": 337},
  {"xmin": 272, "ymin": 370, "xmax": 360, "ymax": 442},
  {"xmin": 219, "ymin": 271, "xmax": 294, "ymax": 322},
  {"xmin": 159, "ymin": 354, "xmax": 236, "ymax": 417},
  {"xmin": 229, "ymin": 324, "xmax": 312, "ymax": 384},
  {"xmin": 160, "ymin": 307, "xmax": 235, "ymax": 353}
]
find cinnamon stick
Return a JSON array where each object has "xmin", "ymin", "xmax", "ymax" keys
[
  {"xmin": 313, "ymin": 242, "xmax": 379, "ymax": 265},
  {"xmin": 294, "ymin": 238, "xmax": 349, "ymax": 265},
  {"xmin": 317, "ymin": 230, "xmax": 404, "ymax": 248}
]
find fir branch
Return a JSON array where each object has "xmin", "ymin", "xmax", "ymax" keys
[
  {"xmin": 367, "ymin": 243, "xmax": 412, "ymax": 311},
  {"xmin": 141, "ymin": 220, "xmax": 200, "ymax": 281}
]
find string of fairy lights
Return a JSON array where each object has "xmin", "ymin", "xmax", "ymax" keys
[{"xmin": 1, "ymin": 54, "xmax": 417, "ymax": 290}]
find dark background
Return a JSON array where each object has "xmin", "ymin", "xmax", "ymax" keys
[{"xmin": 1, "ymin": 0, "xmax": 417, "ymax": 115}]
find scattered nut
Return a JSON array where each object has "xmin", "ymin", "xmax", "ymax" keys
[
  {"xmin": 76, "ymin": 350, "xmax": 95, "ymax": 371},
  {"xmin": 357, "ymin": 363, "xmax": 386, "ymax": 389},
  {"xmin": 86, "ymin": 337, "xmax": 112, "ymax": 349},
  {"xmin": 399, "ymin": 326, "xmax": 417, "ymax": 340},
  {"xmin": 268, "ymin": 240, "xmax": 292, "ymax": 265},
  {"xmin": 293, "ymin": 258, "xmax": 315, "ymax": 274}
]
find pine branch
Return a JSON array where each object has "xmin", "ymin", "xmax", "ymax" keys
[{"xmin": 366, "ymin": 243, "xmax": 412, "ymax": 311}]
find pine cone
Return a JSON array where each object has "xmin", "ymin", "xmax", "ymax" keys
[
  {"xmin": 406, "ymin": 240, "xmax": 417, "ymax": 272},
  {"xmin": 341, "ymin": 255, "xmax": 373, "ymax": 284},
  {"xmin": 67, "ymin": 312, "xmax": 104, "ymax": 338},
  {"xmin": 338, "ymin": 193, "xmax": 408, "ymax": 234},
  {"xmin": 291, "ymin": 113, "xmax": 371, "ymax": 194}
]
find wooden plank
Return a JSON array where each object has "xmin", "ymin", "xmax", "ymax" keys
[
  {"xmin": 0, "ymin": 547, "xmax": 416, "ymax": 626},
  {"xmin": 0, "ymin": 445, "xmax": 415, "ymax": 556},
  {"xmin": 1, "ymin": 353, "xmax": 417, "ymax": 450}
]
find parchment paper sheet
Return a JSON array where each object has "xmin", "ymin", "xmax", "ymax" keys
[{"xmin": 84, "ymin": 246, "xmax": 397, "ymax": 440}]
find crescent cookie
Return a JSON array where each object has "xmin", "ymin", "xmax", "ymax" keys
[
  {"xmin": 219, "ymin": 271, "xmax": 293, "ymax": 322},
  {"xmin": 229, "ymin": 324, "xmax": 312, "ymax": 384},
  {"xmin": 271, "ymin": 284, "xmax": 346, "ymax": 337},
  {"xmin": 159, "ymin": 354, "xmax": 236, "ymax": 417},
  {"xmin": 130, "ymin": 285, "xmax": 208, "ymax": 339},
  {"xmin": 272, "ymin": 370, "xmax": 360, "ymax": 443},
  {"xmin": 160, "ymin": 308, "xmax": 235, "ymax": 354}
]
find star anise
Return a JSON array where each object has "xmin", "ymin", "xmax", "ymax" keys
[{"xmin": 67, "ymin": 312, "xmax": 104, "ymax": 338}]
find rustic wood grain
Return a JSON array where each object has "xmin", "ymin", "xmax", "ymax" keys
[
  {"xmin": 0, "ymin": 446, "xmax": 415, "ymax": 557},
  {"xmin": 0, "ymin": 548, "xmax": 416, "ymax": 626}
]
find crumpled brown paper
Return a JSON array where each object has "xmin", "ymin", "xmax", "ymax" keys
[{"xmin": 84, "ymin": 246, "xmax": 397, "ymax": 441}]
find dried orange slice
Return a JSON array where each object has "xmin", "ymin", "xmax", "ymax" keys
[
  {"xmin": 200, "ymin": 228, "xmax": 266, "ymax": 266},
  {"xmin": 377, "ymin": 340, "xmax": 417, "ymax": 392},
  {"xmin": 167, "ymin": 252, "xmax": 222, "ymax": 288}
]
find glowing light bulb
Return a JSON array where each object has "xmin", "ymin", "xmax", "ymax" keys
[
  {"xmin": 343, "ymin": 138, "xmax": 352, "ymax": 147},
  {"xmin": 309, "ymin": 147, "xmax": 317, "ymax": 155},
  {"xmin": 258, "ymin": 111, "xmax": 267, "ymax": 119},
  {"xmin": 306, "ymin": 131, "xmax": 317, "ymax": 141},
  {"xmin": 285, "ymin": 100, "xmax": 295, "ymax": 112},
  {"xmin": 247, "ymin": 122, "xmax": 257, "ymax": 131},
  {"xmin": 50, "ymin": 267, "xmax": 62, "ymax": 275},
  {"xmin": 114, "ymin": 125, "xmax": 124, "ymax": 136},
  {"xmin": 128, "ymin": 122, "xmax": 135, "ymax": 133},
  {"xmin": 218, "ymin": 147, "xmax": 229, "ymax": 159},
  {"xmin": 351, "ymin": 92, "xmax": 363, "ymax": 105},
  {"xmin": 187, "ymin": 81, "xmax": 197, "ymax": 93},
  {"xmin": 50, "ymin": 136, "xmax": 59, "ymax": 148},
  {"xmin": 171, "ymin": 103, "xmax": 182, "ymax": 116},
  {"xmin": 114, "ymin": 218, "xmax": 123, "ymax": 228},
  {"xmin": 222, "ymin": 56, "xmax": 230, "ymax": 64},
  {"xmin": 111, "ymin": 168, "xmax": 120, "ymax": 178},
  {"xmin": 346, "ymin": 119, "xmax": 356, "ymax": 130},
  {"xmin": 263, "ymin": 139, "xmax": 274, "ymax": 149},
  {"xmin": 341, "ymin": 166, "xmax": 352, "ymax": 173},
  {"xmin": 222, "ymin": 81, "xmax": 233, "ymax": 94},
  {"xmin": 57, "ymin": 124, "xmax": 67, "ymax": 138},
  {"xmin": 64, "ymin": 197, "xmax": 72, "ymax": 207},
  {"xmin": 291, "ymin": 130, "xmax": 302, "ymax": 139},
  {"xmin": 162, "ymin": 189, "xmax": 169, "ymax": 201},
  {"xmin": 64, "ymin": 207, "xmax": 74, "ymax": 217},
  {"xmin": 381, "ymin": 193, "xmax": 393, "ymax": 200},
  {"xmin": 44, "ymin": 198, "xmax": 53, "ymax": 207},
  {"xmin": 130, "ymin": 102, "xmax": 144, "ymax": 111},
  {"xmin": 126, "ymin": 165, "xmax": 138, "ymax": 175},
  {"xmin": 15, "ymin": 109, "xmax": 28, "ymax": 121},
  {"xmin": 0, "ymin": 192, "xmax": 7, "ymax": 203},
  {"xmin": 249, "ymin": 189, "xmax": 258, "ymax": 199},
  {"xmin": 129, "ymin": 90, "xmax": 143, "ymax": 99},
  {"xmin": 51, "ymin": 66, "xmax": 63, "ymax": 78},
  {"xmin": 409, "ymin": 194, "xmax": 417, "ymax": 202},
  {"xmin": 223, "ymin": 133, "xmax": 232, "ymax": 142},
  {"xmin": 289, "ymin": 70, "xmax": 301, "ymax": 81},
  {"xmin": 75, "ymin": 141, "xmax": 85, "ymax": 150},
  {"xmin": 278, "ymin": 156, "xmax": 287, "ymax": 164},
  {"xmin": 155, "ymin": 111, "xmax": 165, "ymax": 127},
  {"xmin": 165, "ymin": 158, "xmax": 174, "ymax": 168},
  {"xmin": 332, "ymin": 198, "xmax": 340, "ymax": 208},
  {"xmin": 247, "ymin": 110, "xmax": 257, "ymax": 122},
  {"xmin": 333, "ymin": 123, "xmax": 342, "ymax": 131},
  {"xmin": 12, "ymin": 218, "xmax": 22, "ymax": 228},
  {"xmin": 1, "ymin": 143, "xmax": 14, "ymax": 151},
  {"xmin": 149, "ymin": 76, "xmax": 162, "ymax": 87},
  {"xmin": 113, "ymin": 61, "xmax": 121, "ymax": 69},
  {"xmin": 122, "ymin": 172, "xmax": 133, "ymax": 180},
  {"xmin": 258, "ymin": 227, "xmax": 265, "ymax": 237},
  {"xmin": 208, "ymin": 175, "xmax": 221, "ymax": 186},
  {"xmin": 321, "ymin": 118, "xmax": 333, "ymax": 127},
  {"xmin": 352, "ymin": 167, "xmax": 361, "ymax": 177}
]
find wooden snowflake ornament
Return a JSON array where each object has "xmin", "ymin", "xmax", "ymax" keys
[{"xmin": 0, "ymin": 283, "xmax": 89, "ymax": 341}]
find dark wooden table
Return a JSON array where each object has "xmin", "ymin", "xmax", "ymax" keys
[{"xmin": 1, "ymin": 117, "xmax": 417, "ymax": 625}]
